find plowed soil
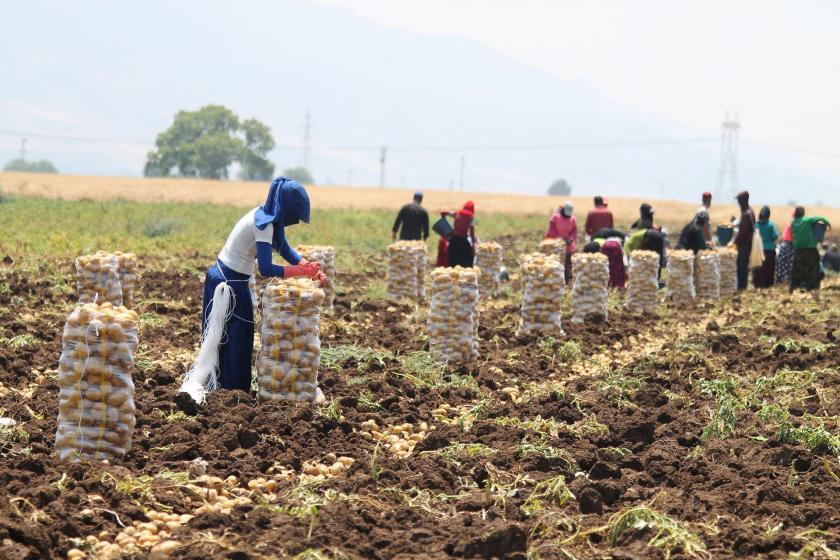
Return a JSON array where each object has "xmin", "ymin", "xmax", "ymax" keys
[{"xmin": 0, "ymin": 249, "xmax": 838, "ymax": 560}]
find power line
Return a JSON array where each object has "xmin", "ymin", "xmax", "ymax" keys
[
  {"xmin": 742, "ymin": 139, "xmax": 840, "ymax": 160},
  {"xmin": 4, "ymin": 127, "xmax": 840, "ymax": 161}
]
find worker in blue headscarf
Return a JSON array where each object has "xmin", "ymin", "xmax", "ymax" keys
[{"xmin": 180, "ymin": 177, "xmax": 324, "ymax": 403}]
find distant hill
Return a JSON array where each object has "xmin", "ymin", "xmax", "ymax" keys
[{"xmin": 0, "ymin": 0, "xmax": 836, "ymax": 205}]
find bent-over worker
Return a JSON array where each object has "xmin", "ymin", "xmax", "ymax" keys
[{"xmin": 180, "ymin": 177, "xmax": 325, "ymax": 403}]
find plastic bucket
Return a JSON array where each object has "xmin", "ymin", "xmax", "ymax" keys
[
  {"xmin": 814, "ymin": 221, "xmax": 828, "ymax": 243},
  {"xmin": 715, "ymin": 225, "xmax": 734, "ymax": 246},
  {"xmin": 433, "ymin": 217, "xmax": 453, "ymax": 239}
]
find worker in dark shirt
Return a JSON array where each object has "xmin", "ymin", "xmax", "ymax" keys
[
  {"xmin": 676, "ymin": 212, "xmax": 711, "ymax": 254},
  {"xmin": 392, "ymin": 192, "xmax": 430, "ymax": 241},
  {"xmin": 732, "ymin": 190, "xmax": 755, "ymax": 290},
  {"xmin": 823, "ymin": 244, "xmax": 840, "ymax": 273}
]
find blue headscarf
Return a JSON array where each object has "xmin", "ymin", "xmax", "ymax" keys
[{"xmin": 254, "ymin": 177, "xmax": 310, "ymax": 252}]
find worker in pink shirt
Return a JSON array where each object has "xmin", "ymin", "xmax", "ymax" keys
[
  {"xmin": 584, "ymin": 195, "xmax": 614, "ymax": 239},
  {"xmin": 546, "ymin": 201, "xmax": 577, "ymax": 283}
]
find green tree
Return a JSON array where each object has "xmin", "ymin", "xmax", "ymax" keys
[
  {"xmin": 548, "ymin": 178, "xmax": 571, "ymax": 196},
  {"xmin": 239, "ymin": 118, "xmax": 276, "ymax": 181},
  {"xmin": 3, "ymin": 158, "xmax": 58, "ymax": 173},
  {"xmin": 282, "ymin": 166, "xmax": 314, "ymax": 184},
  {"xmin": 144, "ymin": 105, "xmax": 275, "ymax": 180}
]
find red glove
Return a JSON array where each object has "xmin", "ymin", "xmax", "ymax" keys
[
  {"xmin": 315, "ymin": 271, "xmax": 329, "ymax": 287},
  {"xmin": 284, "ymin": 262, "xmax": 320, "ymax": 280},
  {"xmin": 298, "ymin": 257, "xmax": 310, "ymax": 265}
]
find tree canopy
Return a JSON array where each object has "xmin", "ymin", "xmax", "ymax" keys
[
  {"xmin": 3, "ymin": 158, "xmax": 57, "ymax": 173},
  {"xmin": 281, "ymin": 166, "xmax": 314, "ymax": 184},
  {"xmin": 548, "ymin": 178, "xmax": 572, "ymax": 196},
  {"xmin": 144, "ymin": 105, "xmax": 276, "ymax": 180}
]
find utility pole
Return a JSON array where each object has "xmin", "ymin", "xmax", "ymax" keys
[
  {"xmin": 459, "ymin": 156, "xmax": 465, "ymax": 191},
  {"xmin": 19, "ymin": 138, "xmax": 26, "ymax": 161},
  {"xmin": 715, "ymin": 111, "xmax": 740, "ymax": 200},
  {"xmin": 379, "ymin": 147, "xmax": 387, "ymax": 188},
  {"xmin": 303, "ymin": 111, "xmax": 311, "ymax": 170}
]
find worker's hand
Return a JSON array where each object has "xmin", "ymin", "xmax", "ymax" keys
[
  {"xmin": 316, "ymin": 271, "xmax": 329, "ymax": 287},
  {"xmin": 298, "ymin": 257, "xmax": 310, "ymax": 266},
  {"xmin": 284, "ymin": 262, "xmax": 321, "ymax": 280}
]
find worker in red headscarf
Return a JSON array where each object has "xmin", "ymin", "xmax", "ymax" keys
[
  {"xmin": 445, "ymin": 201, "xmax": 477, "ymax": 267},
  {"xmin": 435, "ymin": 210, "xmax": 450, "ymax": 267}
]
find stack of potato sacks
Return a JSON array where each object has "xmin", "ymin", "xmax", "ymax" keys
[
  {"xmin": 249, "ymin": 275, "xmax": 259, "ymax": 307},
  {"xmin": 75, "ymin": 251, "xmax": 138, "ymax": 308},
  {"xmin": 407, "ymin": 241, "xmax": 428, "ymax": 299},
  {"xmin": 624, "ymin": 250, "xmax": 660, "ymax": 313},
  {"xmin": 518, "ymin": 253, "xmax": 564, "ymax": 335},
  {"xmin": 258, "ymin": 278, "xmax": 324, "ymax": 402},
  {"xmin": 538, "ymin": 238, "xmax": 567, "ymax": 268},
  {"xmin": 428, "ymin": 267, "xmax": 480, "ymax": 363},
  {"xmin": 695, "ymin": 251, "xmax": 721, "ymax": 300},
  {"xmin": 55, "ymin": 302, "xmax": 139, "ymax": 462},
  {"xmin": 298, "ymin": 245, "xmax": 337, "ymax": 311},
  {"xmin": 475, "ymin": 241, "xmax": 503, "ymax": 298},
  {"xmin": 667, "ymin": 249, "xmax": 696, "ymax": 305},
  {"xmin": 387, "ymin": 241, "xmax": 423, "ymax": 301},
  {"xmin": 114, "ymin": 252, "xmax": 138, "ymax": 308},
  {"xmin": 570, "ymin": 253, "xmax": 609, "ymax": 324},
  {"xmin": 717, "ymin": 248, "xmax": 738, "ymax": 296}
]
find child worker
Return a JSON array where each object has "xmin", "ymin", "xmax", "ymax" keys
[{"xmin": 180, "ymin": 177, "xmax": 327, "ymax": 404}]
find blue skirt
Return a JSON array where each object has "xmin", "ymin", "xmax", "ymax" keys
[{"xmin": 202, "ymin": 261, "xmax": 254, "ymax": 392}]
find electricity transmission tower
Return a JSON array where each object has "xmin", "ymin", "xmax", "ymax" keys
[
  {"xmin": 19, "ymin": 138, "xmax": 26, "ymax": 161},
  {"xmin": 379, "ymin": 147, "xmax": 387, "ymax": 188},
  {"xmin": 715, "ymin": 112, "xmax": 740, "ymax": 199}
]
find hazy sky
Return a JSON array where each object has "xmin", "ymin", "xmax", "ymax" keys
[
  {"xmin": 321, "ymin": 0, "xmax": 840, "ymax": 180},
  {"xmin": 1, "ymin": 0, "xmax": 838, "ymax": 203}
]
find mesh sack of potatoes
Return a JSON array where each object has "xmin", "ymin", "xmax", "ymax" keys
[
  {"xmin": 717, "ymin": 248, "xmax": 738, "ymax": 296},
  {"xmin": 75, "ymin": 252, "xmax": 123, "ymax": 306},
  {"xmin": 695, "ymin": 251, "xmax": 720, "ymax": 300},
  {"xmin": 570, "ymin": 253, "xmax": 609, "ymax": 324},
  {"xmin": 113, "ymin": 252, "xmax": 138, "ymax": 308},
  {"xmin": 406, "ymin": 241, "xmax": 428, "ymax": 299},
  {"xmin": 257, "ymin": 278, "xmax": 325, "ymax": 402},
  {"xmin": 624, "ymin": 250, "xmax": 660, "ymax": 313},
  {"xmin": 297, "ymin": 245, "xmax": 337, "ymax": 310},
  {"xmin": 475, "ymin": 242, "xmax": 503, "ymax": 298},
  {"xmin": 428, "ymin": 267, "xmax": 480, "ymax": 363},
  {"xmin": 666, "ymin": 249, "xmax": 696, "ymax": 305},
  {"xmin": 249, "ymin": 275, "xmax": 259, "ymax": 307},
  {"xmin": 386, "ymin": 241, "xmax": 420, "ymax": 301},
  {"xmin": 518, "ymin": 253, "xmax": 564, "ymax": 335},
  {"xmin": 55, "ymin": 302, "xmax": 139, "ymax": 462},
  {"xmin": 538, "ymin": 238, "xmax": 567, "ymax": 264}
]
